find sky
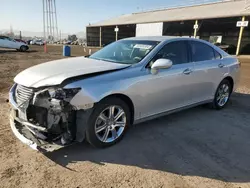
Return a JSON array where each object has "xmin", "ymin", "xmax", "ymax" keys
[{"xmin": 1, "ymin": 0, "xmax": 219, "ymax": 34}]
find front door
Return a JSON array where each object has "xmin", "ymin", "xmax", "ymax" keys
[{"xmin": 138, "ymin": 40, "xmax": 195, "ymax": 118}]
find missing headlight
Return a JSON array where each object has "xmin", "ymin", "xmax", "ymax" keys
[
  {"xmin": 29, "ymin": 87, "xmax": 81, "ymax": 145},
  {"xmin": 48, "ymin": 88, "xmax": 81, "ymax": 101}
]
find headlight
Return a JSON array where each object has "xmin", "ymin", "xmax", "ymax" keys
[{"xmin": 48, "ymin": 88, "xmax": 81, "ymax": 100}]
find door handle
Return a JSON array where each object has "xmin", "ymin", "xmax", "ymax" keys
[
  {"xmin": 183, "ymin": 68, "xmax": 192, "ymax": 75},
  {"xmin": 218, "ymin": 63, "xmax": 225, "ymax": 68}
]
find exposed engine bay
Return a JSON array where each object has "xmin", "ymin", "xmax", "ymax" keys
[
  {"xmin": 30, "ymin": 87, "xmax": 81, "ymax": 144},
  {"xmin": 13, "ymin": 84, "xmax": 86, "ymax": 150}
]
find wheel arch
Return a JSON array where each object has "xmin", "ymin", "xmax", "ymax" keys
[
  {"xmin": 213, "ymin": 76, "xmax": 234, "ymax": 98},
  {"xmin": 20, "ymin": 45, "xmax": 28, "ymax": 52},
  {"xmin": 223, "ymin": 76, "xmax": 234, "ymax": 93},
  {"xmin": 100, "ymin": 93, "xmax": 135, "ymax": 125}
]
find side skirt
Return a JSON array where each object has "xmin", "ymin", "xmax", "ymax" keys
[{"xmin": 133, "ymin": 100, "xmax": 213, "ymax": 125}]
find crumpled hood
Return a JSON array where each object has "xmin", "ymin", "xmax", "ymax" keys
[{"xmin": 14, "ymin": 56, "xmax": 130, "ymax": 88}]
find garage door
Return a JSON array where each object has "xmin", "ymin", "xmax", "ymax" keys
[{"xmin": 136, "ymin": 22, "xmax": 163, "ymax": 37}]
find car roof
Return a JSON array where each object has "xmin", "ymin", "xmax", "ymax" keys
[
  {"xmin": 122, "ymin": 36, "xmax": 212, "ymax": 43},
  {"xmin": 122, "ymin": 36, "xmax": 229, "ymax": 57}
]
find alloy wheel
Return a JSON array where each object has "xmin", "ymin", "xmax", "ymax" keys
[
  {"xmin": 216, "ymin": 83, "xmax": 230, "ymax": 107},
  {"xmin": 94, "ymin": 105, "xmax": 126, "ymax": 143}
]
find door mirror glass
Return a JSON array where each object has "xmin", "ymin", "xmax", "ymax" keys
[{"xmin": 151, "ymin": 59, "xmax": 173, "ymax": 70}]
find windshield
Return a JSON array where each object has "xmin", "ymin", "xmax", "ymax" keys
[{"xmin": 89, "ymin": 40, "xmax": 159, "ymax": 64}]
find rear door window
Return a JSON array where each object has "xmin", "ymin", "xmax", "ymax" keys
[{"xmin": 190, "ymin": 41, "xmax": 215, "ymax": 62}]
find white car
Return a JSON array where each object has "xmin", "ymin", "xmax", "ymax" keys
[
  {"xmin": 30, "ymin": 39, "xmax": 44, "ymax": 46},
  {"xmin": 0, "ymin": 36, "xmax": 29, "ymax": 52}
]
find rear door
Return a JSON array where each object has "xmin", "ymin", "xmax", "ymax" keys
[
  {"xmin": 4, "ymin": 37, "xmax": 16, "ymax": 49},
  {"xmin": 189, "ymin": 41, "xmax": 228, "ymax": 102},
  {"xmin": 0, "ymin": 36, "xmax": 9, "ymax": 48}
]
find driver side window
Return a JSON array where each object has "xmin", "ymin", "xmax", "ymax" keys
[{"xmin": 148, "ymin": 41, "xmax": 189, "ymax": 68}]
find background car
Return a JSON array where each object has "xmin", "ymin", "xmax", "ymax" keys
[
  {"xmin": 0, "ymin": 36, "xmax": 29, "ymax": 52},
  {"xmin": 26, "ymin": 40, "xmax": 32, "ymax": 45},
  {"xmin": 30, "ymin": 39, "xmax": 44, "ymax": 45},
  {"xmin": 63, "ymin": 40, "xmax": 72, "ymax": 45}
]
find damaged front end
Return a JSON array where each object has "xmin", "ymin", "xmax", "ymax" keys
[{"xmin": 9, "ymin": 84, "xmax": 84, "ymax": 152}]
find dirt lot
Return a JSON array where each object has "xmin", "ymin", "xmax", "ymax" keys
[{"xmin": 0, "ymin": 45, "xmax": 250, "ymax": 188}]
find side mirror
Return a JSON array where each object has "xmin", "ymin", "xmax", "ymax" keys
[{"xmin": 151, "ymin": 59, "xmax": 173, "ymax": 70}]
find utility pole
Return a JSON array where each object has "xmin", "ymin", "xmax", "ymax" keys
[
  {"xmin": 193, "ymin": 20, "xmax": 198, "ymax": 38},
  {"xmin": 236, "ymin": 16, "xmax": 246, "ymax": 56},
  {"xmin": 45, "ymin": 0, "xmax": 49, "ymax": 39},
  {"xmin": 43, "ymin": 0, "xmax": 59, "ymax": 42},
  {"xmin": 54, "ymin": 0, "xmax": 59, "ymax": 40},
  {"xmin": 48, "ymin": 0, "xmax": 52, "ymax": 39},
  {"xmin": 50, "ymin": 0, "xmax": 55, "ymax": 39},
  {"xmin": 43, "ymin": 0, "xmax": 47, "ymax": 52},
  {"xmin": 43, "ymin": 0, "xmax": 46, "ymax": 40},
  {"xmin": 99, "ymin": 27, "xmax": 102, "ymax": 47},
  {"xmin": 115, "ymin": 26, "xmax": 119, "ymax": 41}
]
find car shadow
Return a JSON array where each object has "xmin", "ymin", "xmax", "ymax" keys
[
  {"xmin": 45, "ymin": 92, "xmax": 250, "ymax": 183},
  {"xmin": 0, "ymin": 49, "xmax": 38, "ymax": 53}
]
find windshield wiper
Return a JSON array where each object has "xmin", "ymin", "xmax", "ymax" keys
[
  {"xmin": 90, "ymin": 57, "xmax": 118, "ymax": 63},
  {"xmin": 90, "ymin": 57, "xmax": 134, "ymax": 64},
  {"xmin": 99, "ymin": 58, "xmax": 117, "ymax": 63}
]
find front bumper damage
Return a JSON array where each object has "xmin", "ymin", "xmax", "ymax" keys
[
  {"xmin": 10, "ymin": 115, "xmax": 64, "ymax": 152},
  {"xmin": 9, "ymin": 84, "xmax": 91, "ymax": 152}
]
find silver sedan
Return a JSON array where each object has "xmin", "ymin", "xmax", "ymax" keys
[{"xmin": 9, "ymin": 36, "xmax": 240, "ymax": 151}]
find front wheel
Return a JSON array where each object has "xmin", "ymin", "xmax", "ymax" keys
[
  {"xmin": 20, "ymin": 45, "xmax": 28, "ymax": 52},
  {"xmin": 86, "ymin": 98, "xmax": 131, "ymax": 148},
  {"xmin": 212, "ymin": 79, "xmax": 232, "ymax": 109}
]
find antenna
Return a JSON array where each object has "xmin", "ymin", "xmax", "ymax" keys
[{"xmin": 43, "ymin": 0, "xmax": 59, "ymax": 41}]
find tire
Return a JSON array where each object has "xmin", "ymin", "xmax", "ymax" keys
[
  {"xmin": 86, "ymin": 97, "xmax": 131, "ymax": 148},
  {"xmin": 211, "ymin": 79, "xmax": 232, "ymax": 110},
  {"xmin": 20, "ymin": 45, "xmax": 28, "ymax": 52}
]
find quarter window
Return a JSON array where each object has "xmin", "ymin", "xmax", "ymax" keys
[
  {"xmin": 190, "ymin": 41, "xmax": 215, "ymax": 62},
  {"xmin": 149, "ymin": 41, "xmax": 189, "ymax": 67},
  {"xmin": 214, "ymin": 50, "xmax": 222, "ymax": 59}
]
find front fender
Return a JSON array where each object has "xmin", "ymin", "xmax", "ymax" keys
[{"xmin": 68, "ymin": 80, "xmax": 132, "ymax": 110}]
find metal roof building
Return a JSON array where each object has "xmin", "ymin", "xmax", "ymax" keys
[{"xmin": 86, "ymin": 0, "xmax": 250, "ymax": 55}]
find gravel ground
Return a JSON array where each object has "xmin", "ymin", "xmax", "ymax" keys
[{"xmin": 0, "ymin": 46, "xmax": 250, "ymax": 188}]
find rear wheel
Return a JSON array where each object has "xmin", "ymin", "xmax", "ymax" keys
[
  {"xmin": 212, "ymin": 79, "xmax": 232, "ymax": 109},
  {"xmin": 86, "ymin": 97, "xmax": 131, "ymax": 148}
]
